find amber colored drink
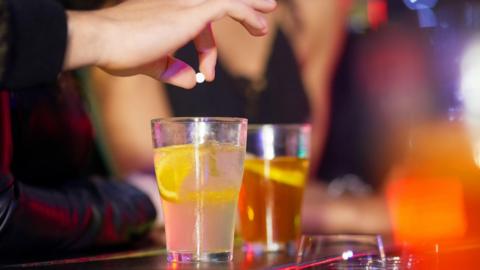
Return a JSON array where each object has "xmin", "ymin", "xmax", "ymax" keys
[{"xmin": 238, "ymin": 156, "xmax": 309, "ymax": 251}]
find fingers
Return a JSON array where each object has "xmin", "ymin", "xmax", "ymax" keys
[
  {"xmin": 200, "ymin": 0, "xmax": 276, "ymax": 36},
  {"xmin": 187, "ymin": 0, "xmax": 276, "ymax": 12},
  {"xmin": 188, "ymin": 0, "xmax": 276, "ymax": 78},
  {"xmin": 241, "ymin": 0, "xmax": 277, "ymax": 13},
  {"xmin": 160, "ymin": 56, "xmax": 197, "ymax": 89},
  {"xmin": 143, "ymin": 56, "xmax": 197, "ymax": 89},
  {"xmin": 228, "ymin": 4, "xmax": 268, "ymax": 36},
  {"xmin": 194, "ymin": 24, "xmax": 217, "ymax": 81}
]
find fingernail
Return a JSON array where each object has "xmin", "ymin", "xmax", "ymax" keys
[{"xmin": 264, "ymin": 0, "xmax": 276, "ymax": 4}]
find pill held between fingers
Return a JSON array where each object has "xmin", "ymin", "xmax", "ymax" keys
[{"xmin": 196, "ymin": 72, "xmax": 206, "ymax": 84}]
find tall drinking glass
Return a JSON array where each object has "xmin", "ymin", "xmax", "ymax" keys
[
  {"xmin": 151, "ymin": 117, "xmax": 247, "ymax": 262},
  {"xmin": 238, "ymin": 124, "xmax": 310, "ymax": 252}
]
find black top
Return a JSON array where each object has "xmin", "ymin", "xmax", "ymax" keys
[
  {"xmin": 2, "ymin": 0, "xmax": 67, "ymax": 89},
  {"xmin": 166, "ymin": 30, "xmax": 311, "ymax": 124}
]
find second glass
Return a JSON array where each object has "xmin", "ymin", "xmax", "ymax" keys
[
  {"xmin": 238, "ymin": 124, "xmax": 310, "ymax": 252},
  {"xmin": 151, "ymin": 117, "xmax": 247, "ymax": 262}
]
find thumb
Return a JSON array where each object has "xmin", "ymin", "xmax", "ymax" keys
[{"xmin": 143, "ymin": 56, "xmax": 197, "ymax": 89}]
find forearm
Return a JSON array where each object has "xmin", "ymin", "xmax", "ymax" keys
[{"xmin": 1, "ymin": 0, "xmax": 276, "ymax": 90}]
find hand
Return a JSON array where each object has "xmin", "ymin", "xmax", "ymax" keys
[{"xmin": 64, "ymin": 0, "xmax": 277, "ymax": 88}]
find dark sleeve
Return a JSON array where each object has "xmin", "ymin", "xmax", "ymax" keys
[
  {"xmin": 0, "ymin": 0, "xmax": 8, "ymax": 84},
  {"xmin": 0, "ymin": 93, "xmax": 157, "ymax": 259},
  {"xmin": 0, "ymin": 0, "xmax": 67, "ymax": 89},
  {"xmin": 0, "ymin": 178, "xmax": 157, "ymax": 258}
]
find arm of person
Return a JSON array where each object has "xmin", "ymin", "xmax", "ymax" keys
[
  {"xmin": 287, "ymin": 0, "xmax": 349, "ymax": 175},
  {"xmin": 287, "ymin": 1, "xmax": 392, "ymax": 235},
  {"xmin": 66, "ymin": 0, "xmax": 276, "ymax": 89},
  {"xmin": 0, "ymin": 0, "xmax": 276, "ymax": 90}
]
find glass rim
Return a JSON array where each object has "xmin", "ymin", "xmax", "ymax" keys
[
  {"xmin": 151, "ymin": 117, "xmax": 248, "ymax": 124},
  {"xmin": 299, "ymin": 234, "xmax": 383, "ymax": 240},
  {"xmin": 248, "ymin": 123, "xmax": 311, "ymax": 130}
]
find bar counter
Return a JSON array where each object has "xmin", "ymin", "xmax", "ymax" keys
[{"xmin": 2, "ymin": 245, "xmax": 297, "ymax": 270}]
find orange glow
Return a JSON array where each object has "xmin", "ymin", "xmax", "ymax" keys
[
  {"xmin": 386, "ymin": 177, "xmax": 467, "ymax": 244},
  {"xmin": 245, "ymin": 249, "xmax": 255, "ymax": 263},
  {"xmin": 383, "ymin": 120, "xmax": 480, "ymax": 269},
  {"xmin": 169, "ymin": 262, "xmax": 178, "ymax": 270},
  {"xmin": 240, "ymin": 249, "xmax": 256, "ymax": 270},
  {"xmin": 401, "ymin": 241, "xmax": 480, "ymax": 270}
]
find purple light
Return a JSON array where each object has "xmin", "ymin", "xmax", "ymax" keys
[
  {"xmin": 342, "ymin": 250, "xmax": 354, "ymax": 260},
  {"xmin": 403, "ymin": 0, "xmax": 438, "ymax": 10}
]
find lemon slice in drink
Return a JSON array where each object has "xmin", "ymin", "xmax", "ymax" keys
[
  {"xmin": 243, "ymin": 157, "xmax": 308, "ymax": 188},
  {"xmin": 153, "ymin": 145, "xmax": 196, "ymax": 202}
]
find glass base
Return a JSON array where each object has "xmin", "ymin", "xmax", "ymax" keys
[
  {"xmin": 167, "ymin": 251, "xmax": 232, "ymax": 263},
  {"xmin": 242, "ymin": 241, "xmax": 297, "ymax": 254}
]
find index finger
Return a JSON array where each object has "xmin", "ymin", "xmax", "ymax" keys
[
  {"xmin": 197, "ymin": 0, "xmax": 276, "ymax": 36},
  {"xmin": 194, "ymin": 24, "xmax": 217, "ymax": 82}
]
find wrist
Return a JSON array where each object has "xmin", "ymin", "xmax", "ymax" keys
[{"xmin": 64, "ymin": 10, "xmax": 107, "ymax": 70}]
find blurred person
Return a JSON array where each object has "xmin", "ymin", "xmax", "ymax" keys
[
  {"xmin": 0, "ymin": 0, "xmax": 276, "ymax": 260},
  {"xmin": 305, "ymin": 22, "xmax": 438, "ymax": 235},
  {"xmin": 309, "ymin": 1, "xmax": 456, "ymax": 235}
]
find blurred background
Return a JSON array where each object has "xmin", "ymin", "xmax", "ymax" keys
[
  {"xmin": 310, "ymin": 0, "xmax": 480, "ymax": 250},
  {"xmin": 318, "ymin": 0, "xmax": 474, "ymax": 197},
  {"xmin": 86, "ymin": 0, "xmax": 480, "ymax": 248}
]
